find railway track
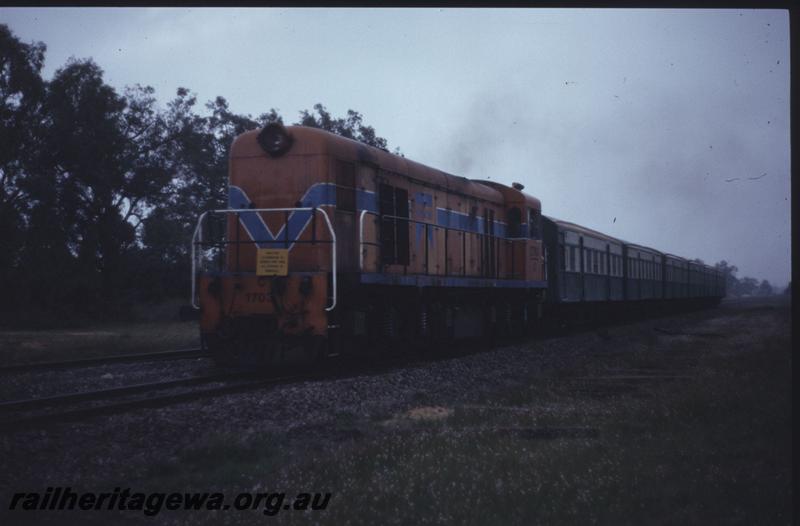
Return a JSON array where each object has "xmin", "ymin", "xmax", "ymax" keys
[
  {"xmin": 0, "ymin": 301, "xmax": 735, "ymax": 433},
  {"xmin": 0, "ymin": 370, "xmax": 309, "ymax": 432},
  {"xmin": 0, "ymin": 347, "xmax": 209, "ymax": 374},
  {"xmin": 0, "ymin": 348, "xmax": 454, "ymax": 433}
]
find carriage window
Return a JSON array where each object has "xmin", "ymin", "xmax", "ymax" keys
[
  {"xmin": 507, "ymin": 207, "xmax": 522, "ymax": 238},
  {"xmin": 560, "ymin": 244, "xmax": 566, "ymax": 271},
  {"xmin": 592, "ymin": 251, "xmax": 599, "ymax": 274},
  {"xmin": 569, "ymin": 246, "xmax": 576, "ymax": 271}
]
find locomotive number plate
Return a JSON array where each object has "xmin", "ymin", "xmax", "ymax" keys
[{"xmin": 256, "ymin": 249, "xmax": 289, "ymax": 276}]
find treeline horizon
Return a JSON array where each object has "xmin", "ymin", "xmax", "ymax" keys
[{"xmin": 0, "ymin": 25, "xmax": 784, "ymax": 328}]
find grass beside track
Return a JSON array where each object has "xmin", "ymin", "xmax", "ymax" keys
[
  {"xmin": 0, "ymin": 321, "xmax": 199, "ymax": 366},
  {"xmin": 114, "ymin": 299, "xmax": 791, "ymax": 525}
]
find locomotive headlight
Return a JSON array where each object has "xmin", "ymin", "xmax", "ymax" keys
[{"xmin": 257, "ymin": 123, "xmax": 293, "ymax": 157}]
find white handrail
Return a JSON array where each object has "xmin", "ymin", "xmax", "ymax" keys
[
  {"xmin": 191, "ymin": 207, "xmax": 337, "ymax": 311},
  {"xmin": 358, "ymin": 209, "xmax": 369, "ymax": 271}
]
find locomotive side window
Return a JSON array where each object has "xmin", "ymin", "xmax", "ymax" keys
[
  {"xmin": 335, "ymin": 160, "xmax": 356, "ymax": 212},
  {"xmin": 395, "ymin": 188, "xmax": 409, "ymax": 265},
  {"xmin": 379, "ymin": 184, "xmax": 409, "ymax": 266},
  {"xmin": 507, "ymin": 207, "xmax": 522, "ymax": 237},
  {"xmin": 528, "ymin": 208, "xmax": 541, "ymax": 239}
]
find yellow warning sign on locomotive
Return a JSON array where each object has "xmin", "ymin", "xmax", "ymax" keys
[{"xmin": 256, "ymin": 249, "xmax": 289, "ymax": 276}]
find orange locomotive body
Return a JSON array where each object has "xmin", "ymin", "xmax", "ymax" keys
[{"xmin": 192, "ymin": 124, "xmax": 548, "ymax": 365}]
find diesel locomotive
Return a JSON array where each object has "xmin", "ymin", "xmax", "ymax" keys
[{"xmin": 191, "ymin": 123, "xmax": 724, "ymax": 365}]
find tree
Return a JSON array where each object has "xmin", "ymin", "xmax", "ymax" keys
[
  {"xmin": 0, "ymin": 24, "xmax": 46, "ymax": 307},
  {"xmin": 737, "ymin": 277, "xmax": 759, "ymax": 297},
  {"xmin": 714, "ymin": 260, "xmax": 740, "ymax": 297},
  {"xmin": 757, "ymin": 280, "xmax": 773, "ymax": 297},
  {"xmin": 296, "ymin": 103, "xmax": 389, "ymax": 151},
  {"xmin": 28, "ymin": 58, "xmax": 173, "ymax": 314}
]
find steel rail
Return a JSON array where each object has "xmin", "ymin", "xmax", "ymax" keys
[
  {"xmin": 0, "ymin": 372, "xmax": 249, "ymax": 413},
  {"xmin": 0, "ymin": 373, "xmax": 309, "ymax": 432},
  {"xmin": 0, "ymin": 348, "xmax": 207, "ymax": 374}
]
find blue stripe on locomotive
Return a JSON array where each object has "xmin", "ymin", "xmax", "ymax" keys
[{"xmin": 228, "ymin": 183, "xmax": 510, "ymax": 248}]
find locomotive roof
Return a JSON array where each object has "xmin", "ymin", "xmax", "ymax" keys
[{"xmin": 232, "ymin": 125, "xmax": 544, "ymax": 207}]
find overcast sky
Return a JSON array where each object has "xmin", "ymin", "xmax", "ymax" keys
[{"xmin": 2, "ymin": 7, "xmax": 790, "ymax": 287}]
